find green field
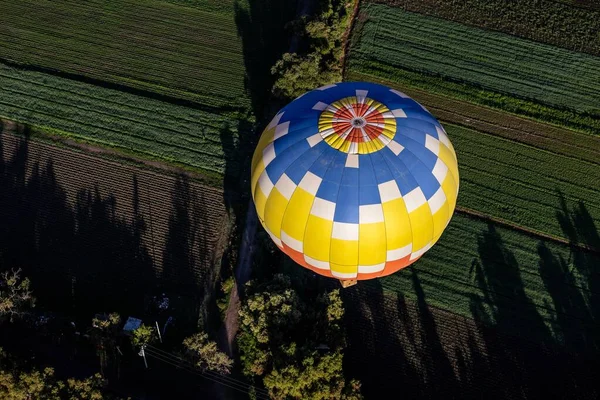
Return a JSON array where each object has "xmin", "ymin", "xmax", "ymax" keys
[
  {"xmin": 368, "ymin": 213, "xmax": 600, "ymax": 348},
  {"xmin": 0, "ymin": 0, "xmax": 249, "ymax": 110},
  {"xmin": 0, "ymin": 63, "xmax": 245, "ymax": 181},
  {"xmin": 350, "ymin": 4, "xmax": 600, "ymax": 113},
  {"xmin": 369, "ymin": 0, "xmax": 600, "ymax": 55},
  {"xmin": 449, "ymin": 124, "xmax": 600, "ymax": 241}
]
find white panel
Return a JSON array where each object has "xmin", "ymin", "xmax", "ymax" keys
[
  {"xmin": 262, "ymin": 142, "xmax": 276, "ymax": 167},
  {"xmin": 390, "ymin": 89, "xmax": 410, "ymax": 98},
  {"xmin": 275, "ymin": 173, "xmax": 296, "ymax": 200},
  {"xmin": 304, "ymin": 255, "xmax": 330, "ymax": 270},
  {"xmin": 431, "ymin": 158, "xmax": 448, "ymax": 184},
  {"xmin": 392, "ymin": 109, "xmax": 407, "ymax": 118},
  {"xmin": 410, "ymin": 242, "xmax": 432, "ymax": 260},
  {"xmin": 320, "ymin": 128, "xmax": 336, "ymax": 138},
  {"xmin": 387, "ymin": 243, "xmax": 412, "ymax": 261},
  {"xmin": 377, "ymin": 135, "xmax": 392, "ymax": 146},
  {"xmin": 436, "ymin": 125, "xmax": 451, "ymax": 147},
  {"xmin": 266, "ymin": 112, "xmax": 284, "ymax": 129},
  {"xmin": 274, "ymin": 121, "xmax": 290, "ymax": 140},
  {"xmin": 258, "ymin": 172, "xmax": 274, "ymax": 197},
  {"xmin": 381, "ymin": 111, "xmax": 395, "ymax": 119},
  {"xmin": 425, "ymin": 134, "xmax": 440, "ymax": 156},
  {"xmin": 359, "ymin": 204, "xmax": 384, "ymax": 223},
  {"xmin": 312, "ymin": 101, "xmax": 329, "ymax": 111},
  {"xmin": 345, "ymin": 154, "xmax": 359, "ymax": 168},
  {"xmin": 427, "ymin": 187, "xmax": 447, "ymax": 214},
  {"xmin": 265, "ymin": 226, "xmax": 282, "ymax": 247},
  {"xmin": 403, "ymin": 187, "xmax": 427, "ymax": 213},
  {"xmin": 332, "ymin": 222, "xmax": 359, "ymax": 240},
  {"xmin": 387, "ymin": 140, "xmax": 404, "ymax": 156},
  {"xmin": 299, "ymin": 172, "xmax": 322, "ymax": 195},
  {"xmin": 356, "ymin": 90, "xmax": 369, "ymax": 103},
  {"xmin": 281, "ymin": 230, "xmax": 303, "ymax": 252},
  {"xmin": 317, "ymin": 84, "xmax": 336, "ymax": 90},
  {"xmin": 348, "ymin": 141, "xmax": 358, "ymax": 154},
  {"xmin": 306, "ymin": 133, "xmax": 322, "ymax": 147},
  {"xmin": 331, "ymin": 270, "xmax": 358, "ymax": 279},
  {"xmin": 358, "ymin": 263, "xmax": 385, "ymax": 273},
  {"xmin": 310, "ymin": 197, "xmax": 336, "ymax": 220},
  {"xmin": 378, "ymin": 180, "xmax": 402, "ymax": 202}
]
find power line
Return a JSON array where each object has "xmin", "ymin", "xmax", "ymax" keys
[
  {"xmin": 142, "ymin": 346, "xmax": 270, "ymax": 400},
  {"xmin": 145, "ymin": 344, "xmax": 270, "ymax": 396}
]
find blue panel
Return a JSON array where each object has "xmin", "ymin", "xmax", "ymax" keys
[
  {"xmin": 381, "ymin": 148, "xmax": 419, "ymax": 195},
  {"xmin": 308, "ymin": 146, "xmax": 338, "ymax": 179},
  {"xmin": 396, "ymin": 118, "xmax": 437, "ymax": 137},
  {"xmin": 357, "ymin": 154, "xmax": 374, "ymax": 185},
  {"xmin": 273, "ymin": 129, "xmax": 311, "ymax": 154},
  {"xmin": 341, "ymin": 167, "xmax": 359, "ymax": 186},
  {"xmin": 285, "ymin": 142, "xmax": 328, "ymax": 184},
  {"xmin": 334, "ymin": 185, "xmax": 359, "ymax": 223},
  {"xmin": 316, "ymin": 180, "xmax": 340, "ymax": 202},
  {"xmin": 359, "ymin": 184, "xmax": 381, "ymax": 205},
  {"xmin": 395, "ymin": 126, "xmax": 427, "ymax": 146},
  {"xmin": 395, "ymin": 135, "xmax": 438, "ymax": 171},
  {"xmin": 266, "ymin": 140, "xmax": 310, "ymax": 184},
  {"xmin": 369, "ymin": 151, "xmax": 395, "ymax": 184}
]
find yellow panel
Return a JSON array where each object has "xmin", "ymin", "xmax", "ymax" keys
[
  {"xmin": 254, "ymin": 184, "xmax": 268, "ymax": 223},
  {"xmin": 382, "ymin": 198, "xmax": 412, "ymax": 250},
  {"xmin": 264, "ymin": 188, "xmax": 289, "ymax": 239},
  {"xmin": 330, "ymin": 262, "xmax": 358, "ymax": 275},
  {"xmin": 431, "ymin": 201, "xmax": 450, "ymax": 243},
  {"xmin": 251, "ymin": 126, "xmax": 275, "ymax": 172},
  {"xmin": 330, "ymin": 239, "xmax": 358, "ymax": 266},
  {"xmin": 250, "ymin": 160, "xmax": 265, "ymax": 201},
  {"xmin": 358, "ymin": 222, "xmax": 386, "ymax": 265},
  {"xmin": 408, "ymin": 203, "xmax": 434, "ymax": 251},
  {"xmin": 441, "ymin": 172, "xmax": 458, "ymax": 212},
  {"xmin": 438, "ymin": 144, "xmax": 459, "ymax": 187},
  {"xmin": 303, "ymin": 215, "xmax": 333, "ymax": 261},
  {"xmin": 281, "ymin": 188, "xmax": 313, "ymax": 241}
]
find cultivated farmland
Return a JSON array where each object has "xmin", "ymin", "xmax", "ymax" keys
[
  {"xmin": 0, "ymin": 0, "xmax": 249, "ymax": 110},
  {"xmin": 349, "ymin": 4, "xmax": 600, "ymax": 113},
  {"xmin": 0, "ymin": 121, "xmax": 227, "ymax": 318},
  {"xmin": 0, "ymin": 63, "xmax": 246, "ymax": 182},
  {"xmin": 369, "ymin": 0, "xmax": 600, "ymax": 56}
]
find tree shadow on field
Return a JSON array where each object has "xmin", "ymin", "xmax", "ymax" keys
[{"xmin": 0, "ymin": 124, "xmax": 156, "ymax": 319}]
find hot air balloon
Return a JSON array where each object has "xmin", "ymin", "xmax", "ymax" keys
[{"xmin": 251, "ymin": 82, "xmax": 459, "ymax": 286}]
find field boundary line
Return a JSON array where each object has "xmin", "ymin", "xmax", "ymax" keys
[
  {"xmin": 341, "ymin": 0, "xmax": 361, "ymax": 80},
  {"xmin": 455, "ymin": 206, "xmax": 599, "ymax": 254}
]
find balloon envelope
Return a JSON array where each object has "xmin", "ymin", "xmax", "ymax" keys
[{"xmin": 251, "ymin": 82, "xmax": 459, "ymax": 280}]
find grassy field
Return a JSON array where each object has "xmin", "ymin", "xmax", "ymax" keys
[
  {"xmin": 0, "ymin": 0, "xmax": 249, "ymax": 110},
  {"xmin": 448, "ymin": 123, "xmax": 600, "ymax": 241},
  {"xmin": 350, "ymin": 4, "xmax": 600, "ymax": 113},
  {"xmin": 0, "ymin": 122, "xmax": 227, "ymax": 324},
  {"xmin": 0, "ymin": 63, "xmax": 247, "ymax": 182},
  {"xmin": 368, "ymin": 0, "xmax": 600, "ymax": 55}
]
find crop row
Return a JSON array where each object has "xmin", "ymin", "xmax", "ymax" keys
[
  {"xmin": 0, "ymin": 0, "xmax": 249, "ymax": 110},
  {"xmin": 447, "ymin": 123, "xmax": 600, "ymax": 240},
  {"xmin": 360, "ymin": 213, "xmax": 600, "ymax": 352},
  {"xmin": 349, "ymin": 4, "xmax": 600, "ymax": 116},
  {"xmin": 1, "ymin": 126, "xmax": 228, "ymax": 308},
  {"xmin": 349, "ymin": 71, "xmax": 600, "ymax": 164},
  {"xmin": 367, "ymin": 0, "xmax": 600, "ymax": 56},
  {"xmin": 0, "ymin": 63, "xmax": 248, "ymax": 182}
]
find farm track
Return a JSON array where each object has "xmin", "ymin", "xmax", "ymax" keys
[{"xmin": 0, "ymin": 124, "xmax": 227, "ymax": 287}]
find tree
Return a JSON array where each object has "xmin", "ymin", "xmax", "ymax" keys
[
  {"xmin": 237, "ymin": 275, "xmax": 363, "ymax": 399},
  {"xmin": 0, "ymin": 269, "xmax": 35, "ymax": 323},
  {"xmin": 90, "ymin": 313, "xmax": 121, "ymax": 377},
  {"xmin": 0, "ymin": 347, "xmax": 118, "ymax": 399},
  {"xmin": 131, "ymin": 324, "xmax": 157, "ymax": 349},
  {"xmin": 183, "ymin": 332, "xmax": 233, "ymax": 375}
]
